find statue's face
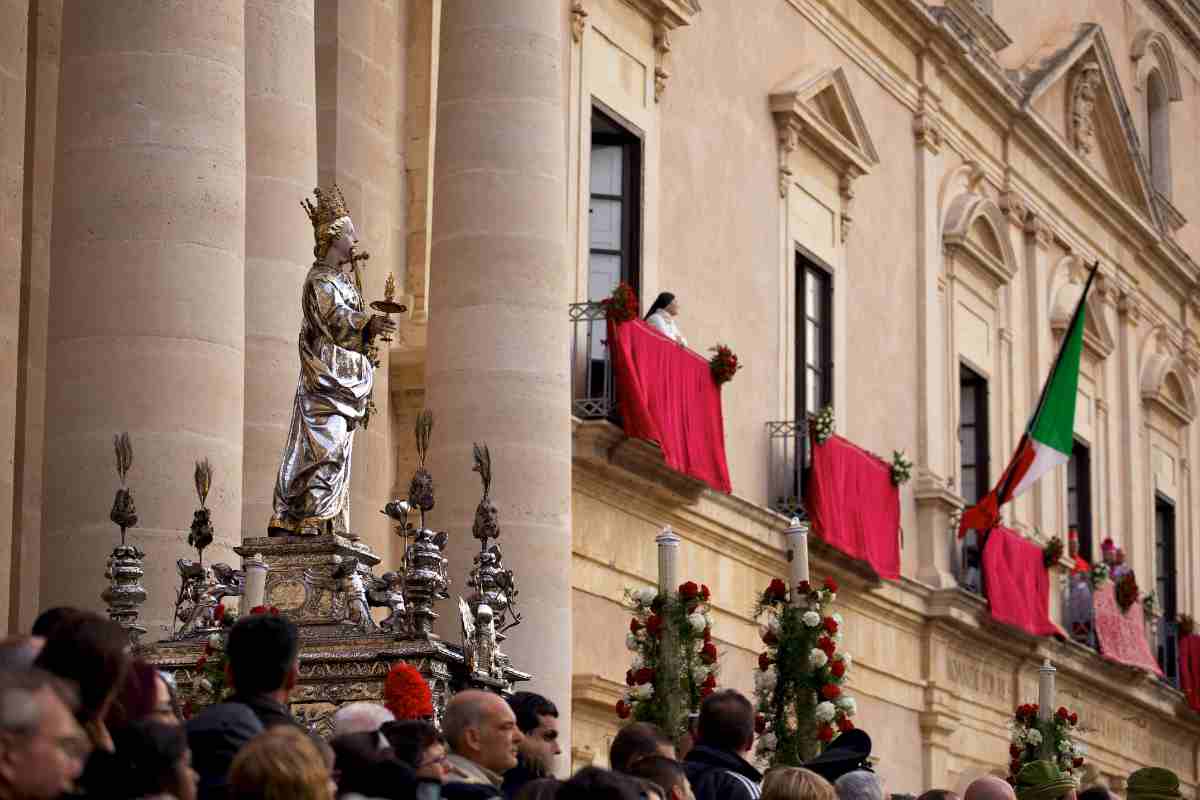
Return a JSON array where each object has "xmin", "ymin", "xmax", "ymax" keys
[{"xmin": 330, "ymin": 216, "xmax": 358, "ymax": 261}]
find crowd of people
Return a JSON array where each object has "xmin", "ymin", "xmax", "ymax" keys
[{"xmin": 0, "ymin": 608, "xmax": 1185, "ymax": 800}]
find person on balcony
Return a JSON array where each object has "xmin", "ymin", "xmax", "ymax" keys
[
  {"xmin": 1066, "ymin": 530, "xmax": 1093, "ymax": 644},
  {"xmin": 645, "ymin": 292, "xmax": 688, "ymax": 347}
]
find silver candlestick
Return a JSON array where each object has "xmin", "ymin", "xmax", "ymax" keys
[{"xmin": 104, "ymin": 433, "xmax": 147, "ymax": 644}]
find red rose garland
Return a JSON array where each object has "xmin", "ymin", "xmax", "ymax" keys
[
  {"xmin": 618, "ymin": 582, "xmax": 718, "ymax": 735},
  {"xmin": 753, "ymin": 575, "xmax": 856, "ymax": 766},
  {"xmin": 602, "ymin": 282, "xmax": 639, "ymax": 323}
]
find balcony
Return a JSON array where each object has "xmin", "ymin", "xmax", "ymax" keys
[
  {"xmin": 766, "ymin": 417, "xmax": 810, "ymax": 519},
  {"xmin": 570, "ymin": 301, "xmax": 615, "ymax": 421}
]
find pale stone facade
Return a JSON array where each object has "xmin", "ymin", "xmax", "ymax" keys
[{"xmin": 3, "ymin": 0, "xmax": 1200, "ymax": 794}]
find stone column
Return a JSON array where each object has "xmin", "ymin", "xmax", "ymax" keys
[
  {"xmin": 426, "ymin": 0, "xmax": 571, "ymax": 759},
  {"xmin": 314, "ymin": 0, "xmax": 402, "ymax": 556},
  {"xmin": 912, "ymin": 49, "xmax": 956, "ymax": 588},
  {"xmin": 42, "ymin": 0, "xmax": 246, "ymax": 640},
  {"xmin": 242, "ymin": 0, "xmax": 317, "ymax": 534}
]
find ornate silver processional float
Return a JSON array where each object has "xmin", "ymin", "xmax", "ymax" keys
[{"xmin": 126, "ymin": 186, "xmax": 529, "ymax": 732}]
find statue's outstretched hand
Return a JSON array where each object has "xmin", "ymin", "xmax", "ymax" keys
[{"xmin": 367, "ymin": 314, "xmax": 398, "ymax": 340}]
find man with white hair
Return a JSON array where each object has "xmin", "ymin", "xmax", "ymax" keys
[
  {"xmin": 333, "ymin": 702, "xmax": 395, "ymax": 737},
  {"xmin": 0, "ymin": 669, "xmax": 89, "ymax": 800},
  {"xmin": 836, "ymin": 770, "xmax": 885, "ymax": 800}
]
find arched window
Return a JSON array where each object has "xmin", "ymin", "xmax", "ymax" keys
[{"xmin": 1147, "ymin": 69, "xmax": 1171, "ymax": 197}]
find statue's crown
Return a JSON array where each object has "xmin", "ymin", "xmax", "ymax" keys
[{"xmin": 301, "ymin": 185, "xmax": 350, "ymax": 231}]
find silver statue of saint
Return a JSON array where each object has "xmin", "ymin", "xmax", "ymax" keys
[{"xmin": 268, "ymin": 186, "xmax": 397, "ymax": 537}]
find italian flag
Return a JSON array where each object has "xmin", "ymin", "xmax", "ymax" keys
[{"xmin": 958, "ymin": 263, "xmax": 1098, "ymax": 537}]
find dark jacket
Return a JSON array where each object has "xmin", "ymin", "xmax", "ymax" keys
[
  {"xmin": 501, "ymin": 757, "xmax": 544, "ymax": 800},
  {"xmin": 185, "ymin": 700, "xmax": 266, "ymax": 800},
  {"xmin": 683, "ymin": 744, "xmax": 762, "ymax": 800},
  {"xmin": 231, "ymin": 692, "xmax": 299, "ymax": 730}
]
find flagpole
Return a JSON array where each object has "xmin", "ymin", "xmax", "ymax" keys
[{"xmin": 994, "ymin": 261, "xmax": 1099, "ymax": 507}]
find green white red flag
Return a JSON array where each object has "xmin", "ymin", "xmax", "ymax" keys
[{"xmin": 958, "ymin": 263, "xmax": 1098, "ymax": 537}]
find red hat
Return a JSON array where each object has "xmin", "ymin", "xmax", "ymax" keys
[{"xmin": 1101, "ymin": 538, "xmax": 1115, "ymax": 552}]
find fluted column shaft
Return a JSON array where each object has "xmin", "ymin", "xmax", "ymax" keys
[
  {"xmin": 43, "ymin": 0, "xmax": 246, "ymax": 639},
  {"xmin": 426, "ymin": 0, "xmax": 571, "ymax": 759},
  {"xmin": 243, "ymin": 0, "xmax": 318, "ymax": 534}
]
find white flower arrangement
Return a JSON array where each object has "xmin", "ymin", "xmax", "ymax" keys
[
  {"xmin": 890, "ymin": 450, "xmax": 913, "ymax": 485},
  {"xmin": 1025, "ymin": 728, "xmax": 1043, "ymax": 746},
  {"xmin": 755, "ymin": 669, "xmax": 777, "ymax": 693},
  {"xmin": 835, "ymin": 696, "xmax": 856, "ymax": 716},
  {"xmin": 630, "ymin": 653, "xmax": 645, "ymax": 670},
  {"xmin": 626, "ymin": 633, "xmax": 640, "ymax": 651},
  {"xmin": 802, "ymin": 611, "xmax": 822, "ymax": 628},
  {"xmin": 766, "ymin": 615, "xmax": 782, "ymax": 634},
  {"xmin": 815, "ymin": 701, "xmax": 837, "ymax": 723},
  {"xmin": 208, "ymin": 632, "xmax": 222, "ymax": 649},
  {"xmin": 809, "ymin": 649, "xmax": 829, "ymax": 669},
  {"xmin": 835, "ymin": 651, "xmax": 852, "ymax": 669},
  {"xmin": 1089, "ymin": 562, "xmax": 1110, "ymax": 590},
  {"xmin": 1057, "ymin": 739, "xmax": 1072, "ymax": 753},
  {"xmin": 632, "ymin": 587, "xmax": 658, "ymax": 606},
  {"xmin": 813, "ymin": 405, "xmax": 835, "ymax": 445},
  {"xmin": 688, "ymin": 613, "xmax": 707, "ymax": 633},
  {"xmin": 630, "ymin": 683, "xmax": 654, "ymax": 700}
]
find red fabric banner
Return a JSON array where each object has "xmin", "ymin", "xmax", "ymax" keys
[
  {"xmin": 981, "ymin": 528, "xmax": 1064, "ymax": 638},
  {"xmin": 1179, "ymin": 634, "xmax": 1200, "ymax": 712},
  {"xmin": 806, "ymin": 435, "xmax": 900, "ymax": 580},
  {"xmin": 607, "ymin": 319, "xmax": 732, "ymax": 493},
  {"xmin": 1092, "ymin": 582, "xmax": 1163, "ymax": 676}
]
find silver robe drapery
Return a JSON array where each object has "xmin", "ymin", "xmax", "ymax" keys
[{"xmin": 270, "ymin": 262, "xmax": 373, "ymax": 534}]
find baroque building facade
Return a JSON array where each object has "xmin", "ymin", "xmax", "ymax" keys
[{"xmin": 1, "ymin": 0, "xmax": 1199, "ymax": 795}]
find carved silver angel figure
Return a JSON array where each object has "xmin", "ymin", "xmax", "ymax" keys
[
  {"xmin": 174, "ymin": 560, "xmax": 243, "ymax": 639},
  {"xmin": 369, "ymin": 571, "xmax": 408, "ymax": 634},
  {"xmin": 333, "ymin": 558, "xmax": 376, "ymax": 634}
]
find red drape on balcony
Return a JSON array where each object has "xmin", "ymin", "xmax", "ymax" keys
[
  {"xmin": 607, "ymin": 319, "xmax": 732, "ymax": 493},
  {"xmin": 1179, "ymin": 634, "xmax": 1200, "ymax": 711},
  {"xmin": 1092, "ymin": 582, "xmax": 1163, "ymax": 676},
  {"xmin": 981, "ymin": 527, "xmax": 1064, "ymax": 638},
  {"xmin": 806, "ymin": 434, "xmax": 900, "ymax": 580}
]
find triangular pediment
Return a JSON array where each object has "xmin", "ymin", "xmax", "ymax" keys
[
  {"xmin": 1012, "ymin": 25, "xmax": 1159, "ymax": 229},
  {"xmin": 769, "ymin": 67, "xmax": 879, "ymax": 177}
]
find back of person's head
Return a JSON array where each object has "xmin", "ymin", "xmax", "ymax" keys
[
  {"xmin": 763, "ymin": 768, "xmax": 836, "ymax": 800},
  {"xmin": 836, "ymin": 771, "xmax": 883, "ymax": 800},
  {"xmin": 109, "ymin": 720, "xmax": 195, "ymax": 800},
  {"xmin": 516, "ymin": 778, "xmax": 563, "ymax": 800},
  {"xmin": 1077, "ymin": 788, "xmax": 1111, "ymax": 800},
  {"xmin": 610, "ymin": 722, "xmax": 675, "ymax": 773},
  {"xmin": 558, "ymin": 767, "xmax": 642, "ymax": 800},
  {"xmin": 333, "ymin": 701, "xmax": 395, "ymax": 736},
  {"xmin": 696, "ymin": 689, "xmax": 754, "ymax": 753},
  {"xmin": 107, "ymin": 660, "xmax": 168, "ymax": 730},
  {"xmin": 381, "ymin": 719, "xmax": 444, "ymax": 767},
  {"xmin": 229, "ymin": 727, "xmax": 334, "ymax": 800},
  {"xmin": 331, "ymin": 731, "xmax": 417, "ymax": 799},
  {"xmin": 0, "ymin": 636, "xmax": 44, "ymax": 670},
  {"xmin": 508, "ymin": 691, "xmax": 559, "ymax": 734},
  {"xmin": 0, "ymin": 667, "xmax": 79, "ymax": 734},
  {"xmin": 629, "ymin": 755, "xmax": 691, "ymax": 800},
  {"xmin": 964, "ymin": 776, "xmax": 1017, "ymax": 800},
  {"xmin": 34, "ymin": 610, "xmax": 130, "ymax": 724},
  {"xmin": 31, "ymin": 607, "xmax": 80, "ymax": 638},
  {"xmin": 226, "ymin": 614, "xmax": 299, "ymax": 697},
  {"xmin": 919, "ymin": 791, "xmax": 960, "ymax": 800}
]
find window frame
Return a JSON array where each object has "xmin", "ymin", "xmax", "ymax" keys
[
  {"xmin": 958, "ymin": 364, "xmax": 990, "ymax": 505},
  {"xmin": 795, "ymin": 247, "xmax": 834, "ymax": 422},
  {"xmin": 1155, "ymin": 492, "xmax": 1179, "ymax": 683},
  {"xmin": 1067, "ymin": 439, "xmax": 1093, "ymax": 563},
  {"xmin": 588, "ymin": 104, "xmax": 643, "ymax": 300}
]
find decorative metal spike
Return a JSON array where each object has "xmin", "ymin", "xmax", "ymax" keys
[
  {"xmin": 194, "ymin": 458, "xmax": 213, "ymax": 509},
  {"xmin": 114, "ymin": 432, "xmax": 133, "ymax": 486},
  {"xmin": 472, "ymin": 442, "xmax": 492, "ymax": 501},
  {"xmin": 414, "ymin": 410, "xmax": 433, "ymax": 467}
]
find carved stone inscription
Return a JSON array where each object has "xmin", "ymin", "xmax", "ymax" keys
[{"xmin": 946, "ymin": 651, "xmax": 1012, "ymax": 706}]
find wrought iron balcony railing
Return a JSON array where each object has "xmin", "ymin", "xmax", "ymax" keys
[
  {"xmin": 570, "ymin": 301, "xmax": 616, "ymax": 420},
  {"xmin": 766, "ymin": 418, "xmax": 810, "ymax": 519}
]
